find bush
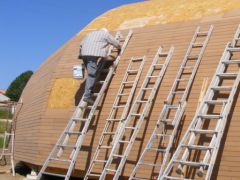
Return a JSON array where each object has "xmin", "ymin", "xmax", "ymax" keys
[{"xmin": 5, "ymin": 70, "xmax": 33, "ymax": 101}]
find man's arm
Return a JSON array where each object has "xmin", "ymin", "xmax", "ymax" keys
[{"xmin": 105, "ymin": 33, "xmax": 121, "ymax": 50}]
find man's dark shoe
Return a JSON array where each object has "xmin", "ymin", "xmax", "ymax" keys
[{"xmin": 83, "ymin": 97, "xmax": 95, "ymax": 104}]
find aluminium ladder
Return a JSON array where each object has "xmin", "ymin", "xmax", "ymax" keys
[
  {"xmin": 100, "ymin": 46, "xmax": 174, "ymax": 180},
  {"xmin": 84, "ymin": 56, "xmax": 146, "ymax": 179},
  {"xmin": 161, "ymin": 25, "xmax": 240, "ymax": 180},
  {"xmin": 37, "ymin": 30, "xmax": 133, "ymax": 180},
  {"xmin": 129, "ymin": 26, "xmax": 213, "ymax": 180},
  {"xmin": 0, "ymin": 102, "xmax": 17, "ymax": 176}
]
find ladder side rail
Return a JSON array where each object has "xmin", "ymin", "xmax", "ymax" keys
[
  {"xmin": 10, "ymin": 131, "xmax": 15, "ymax": 176},
  {"xmin": 180, "ymin": 25, "xmax": 213, "ymax": 103},
  {"xmin": 99, "ymin": 47, "xmax": 169, "ymax": 180},
  {"xmin": 84, "ymin": 56, "xmax": 146, "ymax": 179},
  {"xmin": 65, "ymin": 31, "xmax": 133, "ymax": 179},
  {"xmin": 165, "ymin": 27, "xmax": 200, "ymax": 103},
  {"xmin": 111, "ymin": 47, "xmax": 174, "ymax": 180},
  {"xmin": 161, "ymin": 43, "xmax": 232, "ymax": 178}
]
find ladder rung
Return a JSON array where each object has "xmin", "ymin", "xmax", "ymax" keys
[
  {"xmin": 167, "ymin": 105, "xmax": 179, "ymax": 109},
  {"xmin": 87, "ymin": 173, "xmax": 101, "ymax": 177},
  {"xmin": 183, "ymin": 66, "xmax": 193, "ymax": 69},
  {"xmin": 163, "ymin": 176, "xmax": 187, "ymax": 180},
  {"xmin": 86, "ymin": 105, "xmax": 94, "ymax": 109},
  {"xmin": 103, "ymin": 132, "xmax": 116, "ymax": 135},
  {"xmin": 227, "ymin": 47, "xmax": 240, "ymax": 52},
  {"xmin": 106, "ymin": 168, "xmax": 117, "ymax": 172},
  {"xmin": 127, "ymin": 70, "xmax": 138, "ymax": 74},
  {"xmin": 136, "ymin": 100, "xmax": 148, "ymax": 103},
  {"xmin": 93, "ymin": 159, "xmax": 107, "ymax": 163},
  {"xmin": 222, "ymin": 60, "xmax": 240, "ymax": 64},
  {"xmin": 100, "ymin": 145, "xmax": 112, "ymax": 149},
  {"xmin": 176, "ymin": 78, "xmax": 189, "ymax": 82},
  {"xmin": 174, "ymin": 160, "xmax": 209, "ymax": 167},
  {"xmin": 72, "ymin": 118, "xmax": 87, "ymax": 122},
  {"xmin": 147, "ymin": 75, "xmax": 159, "ymax": 78},
  {"xmin": 187, "ymin": 55, "xmax": 199, "ymax": 60},
  {"xmin": 106, "ymin": 118, "xmax": 122, "ymax": 122},
  {"xmin": 131, "ymin": 113, "xmax": 141, "ymax": 116},
  {"xmin": 172, "ymin": 91, "xmax": 184, "ymax": 94},
  {"xmin": 42, "ymin": 172, "xmax": 66, "ymax": 178},
  {"xmin": 217, "ymin": 73, "xmax": 238, "ymax": 78},
  {"xmin": 119, "ymin": 140, "xmax": 130, "ymax": 144},
  {"xmin": 113, "ymin": 105, "xmax": 125, "ymax": 109},
  {"xmin": 204, "ymin": 100, "xmax": 227, "ymax": 104},
  {"xmin": 142, "ymin": 87, "xmax": 153, "ymax": 91},
  {"xmin": 125, "ymin": 126, "xmax": 136, "ymax": 130},
  {"xmin": 113, "ymin": 154, "xmax": 124, "ymax": 158},
  {"xmin": 57, "ymin": 144, "xmax": 76, "ymax": 149},
  {"xmin": 148, "ymin": 147, "xmax": 166, "ymax": 152},
  {"xmin": 123, "ymin": 81, "xmax": 134, "ymax": 84},
  {"xmin": 197, "ymin": 31, "xmax": 208, "ymax": 36},
  {"xmin": 111, "ymin": 48, "xmax": 120, "ymax": 52},
  {"xmin": 160, "ymin": 119, "xmax": 173, "ymax": 123},
  {"xmin": 50, "ymin": 157, "xmax": 71, "ymax": 163},
  {"xmin": 211, "ymin": 86, "xmax": 232, "ymax": 91},
  {"xmin": 153, "ymin": 63, "xmax": 163, "ymax": 67},
  {"xmin": 159, "ymin": 53, "xmax": 169, "ymax": 57},
  {"xmin": 132, "ymin": 57, "xmax": 144, "ymax": 62},
  {"xmin": 198, "ymin": 114, "xmax": 222, "ymax": 119},
  {"xmin": 192, "ymin": 43, "xmax": 204, "ymax": 48},
  {"xmin": 139, "ymin": 162, "xmax": 162, "ymax": 167},
  {"xmin": 183, "ymin": 145, "xmax": 213, "ymax": 150},
  {"xmin": 118, "ymin": 93, "xmax": 129, "ymax": 96},
  {"xmin": 93, "ymin": 93, "xmax": 99, "ymax": 96},
  {"xmin": 97, "ymin": 80, "xmax": 105, "ymax": 85},
  {"xmin": 190, "ymin": 129, "xmax": 217, "ymax": 134},
  {"xmin": 234, "ymin": 38, "xmax": 240, "ymax": 41},
  {"xmin": 65, "ymin": 131, "xmax": 82, "ymax": 135},
  {"xmin": 156, "ymin": 134, "xmax": 172, "ymax": 138},
  {"xmin": 131, "ymin": 177, "xmax": 149, "ymax": 180}
]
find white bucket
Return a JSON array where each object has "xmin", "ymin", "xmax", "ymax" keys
[{"xmin": 73, "ymin": 64, "xmax": 84, "ymax": 79}]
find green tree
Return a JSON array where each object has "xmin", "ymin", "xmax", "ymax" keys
[{"xmin": 5, "ymin": 70, "xmax": 33, "ymax": 101}]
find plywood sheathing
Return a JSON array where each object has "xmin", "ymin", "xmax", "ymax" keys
[{"xmin": 77, "ymin": 0, "xmax": 240, "ymax": 36}]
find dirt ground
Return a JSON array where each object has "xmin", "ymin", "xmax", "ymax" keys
[{"xmin": 0, "ymin": 165, "xmax": 26, "ymax": 180}]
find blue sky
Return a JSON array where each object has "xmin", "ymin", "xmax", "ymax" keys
[{"xmin": 0, "ymin": 0, "xmax": 143, "ymax": 90}]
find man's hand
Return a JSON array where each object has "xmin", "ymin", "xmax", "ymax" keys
[{"xmin": 117, "ymin": 48, "xmax": 121, "ymax": 55}]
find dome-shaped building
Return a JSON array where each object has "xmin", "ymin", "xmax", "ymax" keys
[{"xmin": 14, "ymin": 0, "xmax": 240, "ymax": 179}]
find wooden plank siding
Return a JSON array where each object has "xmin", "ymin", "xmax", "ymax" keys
[{"xmin": 14, "ymin": 10, "xmax": 240, "ymax": 179}]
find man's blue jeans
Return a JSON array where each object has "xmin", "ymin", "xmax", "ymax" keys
[{"xmin": 82, "ymin": 56, "xmax": 102, "ymax": 99}]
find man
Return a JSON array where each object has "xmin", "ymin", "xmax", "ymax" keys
[{"xmin": 79, "ymin": 28, "xmax": 121, "ymax": 104}]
